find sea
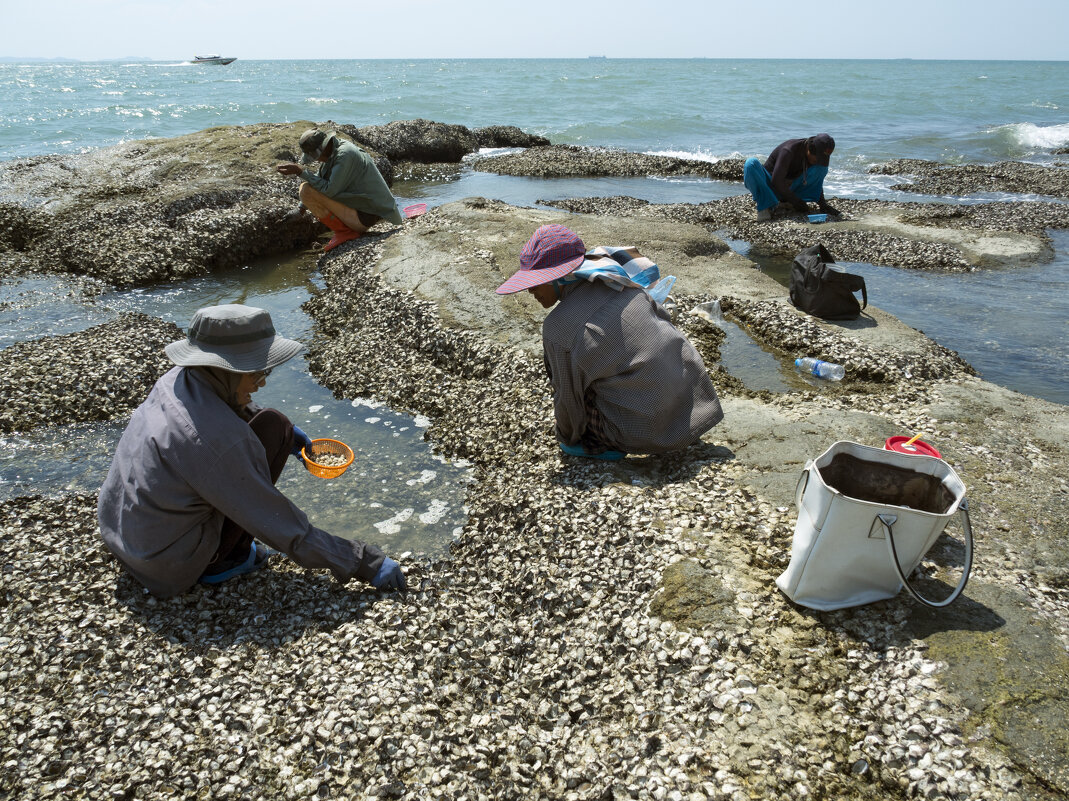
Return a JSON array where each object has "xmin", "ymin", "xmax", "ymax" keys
[
  {"xmin": 0, "ymin": 59, "xmax": 1067, "ymax": 536},
  {"xmin": 5, "ymin": 58, "xmax": 1067, "ymax": 400}
]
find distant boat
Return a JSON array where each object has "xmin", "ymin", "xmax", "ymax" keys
[
  {"xmin": 193, "ymin": 55, "xmax": 236, "ymax": 65},
  {"xmin": 588, "ymin": 55, "xmax": 607, "ymax": 59}
]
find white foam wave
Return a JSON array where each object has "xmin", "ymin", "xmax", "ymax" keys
[
  {"xmin": 308, "ymin": 404, "xmax": 323, "ymax": 413},
  {"xmin": 994, "ymin": 122, "xmax": 1069, "ymax": 150},
  {"xmin": 419, "ymin": 499, "xmax": 449, "ymax": 525},
  {"xmin": 374, "ymin": 507, "xmax": 414, "ymax": 535},
  {"xmin": 406, "ymin": 470, "xmax": 437, "ymax": 487},
  {"xmin": 466, "ymin": 147, "xmax": 522, "ymax": 161},
  {"xmin": 643, "ymin": 147, "xmax": 727, "ymax": 164},
  {"xmin": 305, "ymin": 97, "xmax": 338, "ymax": 104}
]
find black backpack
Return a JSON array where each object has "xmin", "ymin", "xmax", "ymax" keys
[{"xmin": 789, "ymin": 244, "xmax": 868, "ymax": 320}]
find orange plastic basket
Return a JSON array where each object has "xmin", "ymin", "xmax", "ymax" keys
[{"xmin": 302, "ymin": 438, "xmax": 355, "ymax": 479}]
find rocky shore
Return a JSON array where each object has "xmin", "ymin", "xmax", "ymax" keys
[
  {"xmin": 2, "ymin": 123, "xmax": 1069, "ymax": 801},
  {"xmin": 868, "ymin": 159, "xmax": 1069, "ymax": 199}
]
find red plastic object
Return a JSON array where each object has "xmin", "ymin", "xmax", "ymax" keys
[
  {"xmin": 884, "ymin": 436, "xmax": 942, "ymax": 458},
  {"xmin": 323, "ymin": 229, "xmax": 361, "ymax": 251},
  {"xmin": 403, "ymin": 203, "xmax": 427, "ymax": 219}
]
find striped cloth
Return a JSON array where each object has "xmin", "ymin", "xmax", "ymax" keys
[
  {"xmin": 560, "ymin": 246, "xmax": 676, "ymax": 303},
  {"xmin": 571, "ymin": 246, "xmax": 661, "ymax": 289}
]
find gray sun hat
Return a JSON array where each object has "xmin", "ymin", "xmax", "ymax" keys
[
  {"xmin": 298, "ymin": 128, "xmax": 338, "ymax": 165},
  {"xmin": 165, "ymin": 304, "xmax": 303, "ymax": 373}
]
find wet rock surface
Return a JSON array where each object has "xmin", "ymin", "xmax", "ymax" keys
[
  {"xmin": 0, "ymin": 313, "xmax": 180, "ymax": 433},
  {"xmin": 474, "ymin": 125, "xmax": 552, "ymax": 149},
  {"xmin": 544, "ymin": 194, "xmax": 1069, "ymax": 270},
  {"xmin": 0, "ymin": 122, "xmax": 329, "ymax": 286},
  {"xmin": 869, "ymin": 159, "xmax": 1069, "ymax": 199},
  {"xmin": 343, "ymin": 119, "xmax": 480, "ymax": 164},
  {"xmin": 341, "ymin": 119, "xmax": 550, "ymax": 164},
  {"xmin": 2, "ymin": 138, "xmax": 1069, "ymax": 800},
  {"xmin": 473, "ymin": 144, "xmax": 745, "ymax": 180}
]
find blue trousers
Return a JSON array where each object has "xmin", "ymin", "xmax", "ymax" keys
[{"xmin": 743, "ymin": 158, "xmax": 828, "ymax": 211}]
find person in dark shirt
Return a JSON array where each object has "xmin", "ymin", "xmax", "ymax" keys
[{"xmin": 743, "ymin": 133, "xmax": 841, "ymax": 222}]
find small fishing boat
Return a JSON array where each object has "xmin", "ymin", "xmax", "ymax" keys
[{"xmin": 193, "ymin": 55, "xmax": 236, "ymax": 65}]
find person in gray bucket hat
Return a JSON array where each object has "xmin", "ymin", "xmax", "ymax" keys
[{"xmin": 97, "ymin": 304, "xmax": 406, "ymax": 597}]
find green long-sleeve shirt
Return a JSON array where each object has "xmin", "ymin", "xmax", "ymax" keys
[{"xmin": 300, "ymin": 139, "xmax": 404, "ymax": 224}]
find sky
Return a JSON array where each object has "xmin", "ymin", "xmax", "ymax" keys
[{"xmin": 2, "ymin": 0, "xmax": 1068, "ymax": 61}]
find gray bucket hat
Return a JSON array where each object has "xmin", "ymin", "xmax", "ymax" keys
[
  {"xmin": 165, "ymin": 304, "xmax": 303, "ymax": 373},
  {"xmin": 298, "ymin": 128, "xmax": 338, "ymax": 164}
]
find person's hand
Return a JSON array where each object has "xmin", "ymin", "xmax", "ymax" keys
[
  {"xmin": 819, "ymin": 201, "xmax": 841, "ymax": 217},
  {"xmin": 276, "ymin": 162, "xmax": 302, "ymax": 176},
  {"xmin": 792, "ymin": 200, "xmax": 809, "ymax": 214},
  {"xmin": 291, "ymin": 425, "xmax": 313, "ymax": 459},
  {"xmin": 371, "ymin": 557, "xmax": 407, "ymax": 591}
]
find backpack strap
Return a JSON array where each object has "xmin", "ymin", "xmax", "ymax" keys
[{"xmin": 833, "ymin": 271, "xmax": 869, "ymax": 311}]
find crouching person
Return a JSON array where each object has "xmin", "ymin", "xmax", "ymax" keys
[
  {"xmin": 496, "ymin": 224, "xmax": 724, "ymax": 460},
  {"xmin": 97, "ymin": 304, "xmax": 405, "ymax": 597}
]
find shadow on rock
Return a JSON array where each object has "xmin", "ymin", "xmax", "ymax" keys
[
  {"xmin": 111, "ymin": 562, "xmax": 394, "ymax": 651},
  {"xmin": 921, "ymin": 581, "xmax": 1069, "ymax": 799},
  {"xmin": 826, "ymin": 312, "xmax": 879, "ymax": 331},
  {"xmin": 549, "ymin": 441, "xmax": 736, "ymax": 492}
]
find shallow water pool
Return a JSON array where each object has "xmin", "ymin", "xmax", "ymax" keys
[
  {"xmin": 731, "ymin": 232, "xmax": 1069, "ymax": 407},
  {"xmin": 0, "ymin": 253, "xmax": 472, "ymax": 558}
]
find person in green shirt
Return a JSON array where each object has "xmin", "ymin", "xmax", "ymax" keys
[{"xmin": 276, "ymin": 128, "xmax": 404, "ymax": 251}]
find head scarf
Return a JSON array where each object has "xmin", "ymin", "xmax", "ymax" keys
[{"xmin": 193, "ymin": 366, "xmax": 255, "ymax": 419}]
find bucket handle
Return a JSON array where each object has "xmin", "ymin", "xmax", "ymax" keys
[
  {"xmin": 878, "ymin": 499, "xmax": 974, "ymax": 609},
  {"xmin": 795, "ymin": 461, "xmax": 814, "ymax": 508}
]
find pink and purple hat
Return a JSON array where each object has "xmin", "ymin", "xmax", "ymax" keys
[{"xmin": 496, "ymin": 224, "xmax": 587, "ymax": 295}]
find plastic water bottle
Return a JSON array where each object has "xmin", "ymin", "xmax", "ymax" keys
[{"xmin": 795, "ymin": 357, "xmax": 845, "ymax": 381}]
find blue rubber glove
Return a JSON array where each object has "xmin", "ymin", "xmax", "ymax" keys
[
  {"xmin": 292, "ymin": 425, "xmax": 313, "ymax": 459},
  {"xmin": 371, "ymin": 557, "xmax": 407, "ymax": 591}
]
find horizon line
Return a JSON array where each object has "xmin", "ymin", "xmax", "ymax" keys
[{"xmin": 3, "ymin": 56, "xmax": 1068, "ymax": 63}]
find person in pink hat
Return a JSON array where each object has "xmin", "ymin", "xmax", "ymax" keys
[{"xmin": 497, "ymin": 225, "xmax": 723, "ymax": 459}]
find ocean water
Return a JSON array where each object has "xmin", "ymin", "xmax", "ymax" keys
[
  {"xmin": 1, "ymin": 58, "xmax": 1068, "ymax": 406},
  {"xmin": 3, "ymin": 59, "xmax": 1068, "ymax": 169}
]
